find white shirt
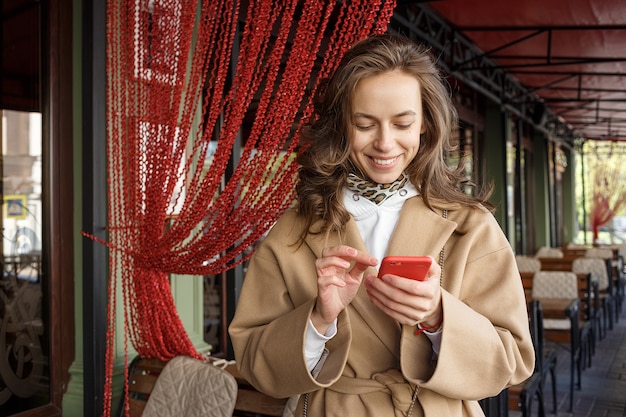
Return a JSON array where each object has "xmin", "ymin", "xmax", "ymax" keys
[{"xmin": 343, "ymin": 181, "xmax": 418, "ymax": 267}]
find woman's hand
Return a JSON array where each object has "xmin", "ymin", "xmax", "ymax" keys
[
  {"xmin": 310, "ymin": 245, "xmax": 378, "ymax": 334},
  {"xmin": 364, "ymin": 256, "xmax": 443, "ymax": 328}
]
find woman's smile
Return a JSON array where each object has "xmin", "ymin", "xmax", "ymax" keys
[{"xmin": 371, "ymin": 156, "xmax": 399, "ymax": 167}]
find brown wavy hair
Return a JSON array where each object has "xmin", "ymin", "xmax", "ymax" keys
[{"xmin": 295, "ymin": 34, "xmax": 493, "ymax": 241}]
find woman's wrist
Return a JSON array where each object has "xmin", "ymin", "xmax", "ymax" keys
[
  {"xmin": 415, "ymin": 316, "xmax": 443, "ymax": 335},
  {"xmin": 310, "ymin": 305, "xmax": 334, "ymax": 335}
]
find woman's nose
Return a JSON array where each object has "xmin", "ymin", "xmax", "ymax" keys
[{"xmin": 373, "ymin": 127, "xmax": 394, "ymax": 151}]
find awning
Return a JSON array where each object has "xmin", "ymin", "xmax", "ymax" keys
[
  {"xmin": 1, "ymin": 0, "xmax": 40, "ymax": 113},
  {"xmin": 426, "ymin": 0, "xmax": 626, "ymax": 141}
]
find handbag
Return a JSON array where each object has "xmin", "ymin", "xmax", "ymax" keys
[{"xmin": 142, "ymin": 355, "xmax": 238, "ymax": 417}]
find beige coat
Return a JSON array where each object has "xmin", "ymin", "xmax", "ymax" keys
[{"xmin": 229, "ymin": 197, "xmax": 534, "ymax": 417}]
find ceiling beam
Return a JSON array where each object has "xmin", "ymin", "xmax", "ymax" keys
[
  {"xmin": 454, "ymin": 24, "xmax": 626, "ymax": 31},
  {"xmin": 390, "ymin": 4, "xmax": 582, "ymax": 146},
  {"xmin": 509, "ymin": 70, "xmax": 626, "ymax": 77}
]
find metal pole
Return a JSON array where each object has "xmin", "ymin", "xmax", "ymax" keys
[{"xmin": 82, "ymin": 0, "xmax": 108, "ymax": 414}]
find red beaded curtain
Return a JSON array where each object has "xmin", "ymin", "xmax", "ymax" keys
[{"xmin": 103, "ymin": 0, "xmax": 396, "ymax": 415}]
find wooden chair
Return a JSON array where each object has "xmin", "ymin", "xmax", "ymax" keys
[
  {"xmin": 611, "ymin": 246, "xmax": 626, "ymax": 314},
  {"xmin": 480, "ymin": 389, "xmax": 509, "ymax": 417},
  {"xmin": 573, "ymin": 257, "xmax": 615, "ymax": 337},
  {"xmin": 520, "ymin": 271, "xmax": 534, "ymax": 302},
  {"xmin": 538, "ymin": 259, "xmax": 598, "ymax": 361},
  {"xmin": 537, "ymin": 255, "xmax": 579, "ymax": 272},
  {"xmin": 121, "ymin": 356, "xmax": 166, "ymax": 417},
  {"xmin": 508, "ymin": 300, "xmax": 551, "ymax": 417},
  {"xmin": 584, "ymin": 247, "xmax": 614, "ymax": 260},
  {"xmin": 535, "ymin": 247, "xmax": 564, "ymax": 258},
  {"xmin": 614, "ymin": 249, "xmax": 625, "ymax": 315},
  {"xmin": 531, "ymin": 271, "xmax": 586, "ymax": 412},
  {"xmin": 532, "ymin": 299, "xmax": 558, "ymax": 415},
  {"xmin": 516, "ymin": 255, "xmax": 541, "ymax": 273},
  {"xmin": 562, "ymin": 244, "xmax": 589, "ymax": 258},
  {"xmin": 518, "ymin": 277, "xmax": 558, "ymax": 416},
  {"xmin": 587, "ymin": 247, "xmax": 622, "ymax": 321}
]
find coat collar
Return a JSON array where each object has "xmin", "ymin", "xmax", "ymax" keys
[
  {"xmin": 386, "ymin": 197, "xmax": 458, "ymax": 260},
  {"xmin": 302, "ymin": 197, "xmax": 458, "ymax": 260}
]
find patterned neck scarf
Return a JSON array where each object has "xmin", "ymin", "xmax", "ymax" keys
[{"xmin": 346, "ymin": 172, "xmax": 409, "ymax": 205}]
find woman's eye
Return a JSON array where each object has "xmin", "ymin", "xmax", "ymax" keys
[
  {"xmin": 396, "ymin": 123, "xmax": 413, "ymax": 130},
  {"xmin": 356, "ymin": 125, "xmax": 374, "ymax": 131}
]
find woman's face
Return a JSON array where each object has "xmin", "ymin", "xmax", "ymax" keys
[{"xmin": 348, "ymin": 70, "xmax": 425, "ymax": 184}]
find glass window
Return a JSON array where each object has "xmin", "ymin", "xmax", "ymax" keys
[
  {"xmin": 448, "ymin": 122, "xmax": 475, "ymax": 195},
  {"xmin": 0, "ymin": 109, "xmax": 49, "ymax": 413}
]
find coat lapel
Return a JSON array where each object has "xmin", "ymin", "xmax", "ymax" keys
[
  {"xmin": 385, "ymin": 197, "xmax": 457, "ymax": 260},
  {"xmin": 303, "ymin": 197, "xmax": 458, "ymax": 260}
]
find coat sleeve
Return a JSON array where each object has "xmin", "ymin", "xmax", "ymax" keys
[
  {"xmin": 402, "ymin": 214, "xmax": 535, "ymax": 401},
  {"xmin": 228, "ymin": 219, "xmax": 352, "ymax": 399}
]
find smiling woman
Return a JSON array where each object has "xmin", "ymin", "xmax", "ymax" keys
[{"xmin": 229, "ymin": 34, "xmax": 535, "ymax": 417}]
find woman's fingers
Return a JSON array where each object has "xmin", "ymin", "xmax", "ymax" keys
[
  {"xmin": 313, "ymin": 246, "xmax": 378, "ymax": 324},
  {"xmin": 365, "ymin": 272, "xmax": 442, "ymax": 325},
  {"xmin": 317, "ymin": 245, "xmax": 377, "ymax": 278}
]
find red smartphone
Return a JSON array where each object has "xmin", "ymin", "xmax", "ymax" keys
[{"xmin": 378, "ymin": 256, "xmax": 432, "ymax": 281}]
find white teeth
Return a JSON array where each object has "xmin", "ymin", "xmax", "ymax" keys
[{"xmin": 373, "ymin": 158, "xmax": 395, "ymax": 165}]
